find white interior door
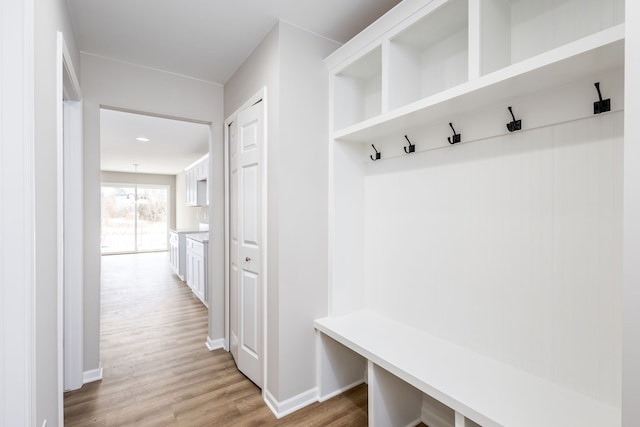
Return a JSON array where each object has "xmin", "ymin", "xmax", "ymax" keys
[{"xmin": 232, "ymin": 100, "xmax": 263, "ymax": 387}]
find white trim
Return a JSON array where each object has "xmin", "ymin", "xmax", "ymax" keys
[
  {"xmin": 82, "ymin": 367, "xmax": 103, "ymax": 384},
  {"xmin": 56, "ymin": 32, "xmax": 64, "ymax": 423},
  {"xmin": 1, "ymin": 0, "xmax": 36, "ymax": 425},
  {"xmin": 317, "ymin": 379, "xmax": 365, "ymax": 403},
  {"xmin": 624, "ymin": 3, "xmax": 640, "ymax": 426},
  {"xmin": 260, "ymin": 88, "xmax": 269, "ymax": 394},
  {"xmin": 57, "ymin": 32, "xmax": 84, "ymax": 401},
  {"xmin": 61, "ymin": 36, "xmax": 81, "ymax": 101},
  {"xmin": 80, "ymin": 51, "xmax": 225, "ymax": 87},
  {"xmin": 62, "ymin": 97, "xmax": 84, "ymax": 391},
  {"xmin": 100, "ymin": 105, "xmax": 212, "ymax": 126},
  {"xmin": 264, "ymin": 387, "xmax": 319, "ymax": 419},
  {"xmin": 278, "ymin": 19, "xmax": 343, "ymax": 45},
  {"xmin": 184, "ymin": 152, "xmax": 210, "ymax": 171},
  {"xmin": 206, "ymin": 337, "xmax": 226, "ymax": 351},
  {"xmin": 223, "ymin": 120, "xmax": 231, "ymax": 351}
]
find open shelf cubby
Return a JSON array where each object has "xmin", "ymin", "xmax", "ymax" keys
[
  {"xmin": 481, "ymin": 0, "xmax": 625, "ymax": 75},
  {"xmin": 388, "ymin": 0, "xmax": 469, "ymax": 110},
  {"xmin": 333, "ymin": 46, "xmax": 382, "ymax": 131}
]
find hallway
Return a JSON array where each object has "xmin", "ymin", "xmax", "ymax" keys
[{"xmin": 63, "ymin": 252, "xmax": 367, "ymax": 426}]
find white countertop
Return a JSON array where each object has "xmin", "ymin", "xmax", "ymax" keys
[
  {"xmin": 170, "ymin": 227, "xmax": 208, "ymax": 234},
  {"xmin": 185, "ymin": 232, "xmax": 209, "ymax": 243}
]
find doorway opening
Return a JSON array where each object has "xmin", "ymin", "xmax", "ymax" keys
[{"xmin": 97, "ymin": 106, "xmax": 213, "ymax": 395}]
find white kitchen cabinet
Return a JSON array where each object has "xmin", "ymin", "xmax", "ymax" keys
[
  {"xmin": 184, "ymin": 153, "xmax": 209, "ymax": 207},
  {"xmin": 169, "ymin": 228, "xmax": 204, "ymax": 282},
  {"xmin": 320, "ymin": 0, "xmax": 624, "ymax": 425},
  {"xmin": 185, "ymin": 167, "xmax": 196, "ymax": 206},
  {"xmin": 186, "ymin": 234, "xmax": 208, "ymax": 307}
]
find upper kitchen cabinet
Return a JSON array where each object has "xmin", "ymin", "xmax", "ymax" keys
[{"xmin": 185, "ymin": 153, "xmax": 209, "ymax": 207}]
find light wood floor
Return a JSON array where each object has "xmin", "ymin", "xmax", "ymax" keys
[{"xmin": 63, "ymin": 252, "xmax": 368, "ymax": 426}]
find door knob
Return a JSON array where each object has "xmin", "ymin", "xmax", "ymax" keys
[{"xmin": 245, "ymin": 257, "xmax": 251, "ymax": 262}]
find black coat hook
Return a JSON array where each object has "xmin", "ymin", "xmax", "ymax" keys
[
  {"xmin": 593, "ymin": 82, "xmax": 611, "ymax": 114},
  {"xmin": 506, "ymin": 106, "xmax": 522, "ymax": 132},
  {"xmin": 370, "ymin": 144, "xmax": 381, "ymax": 161},
  {"xmin": 403, "ymin": 135, "xmax": 415, "ymax": 154},
  {"xmin": 448, "ymin": 123, "xmax": 461, "ymax": 144}
]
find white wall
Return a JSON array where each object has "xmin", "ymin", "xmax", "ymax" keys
[
  {"xmin": 33, "ymin": 0, "xmax": 80, "ymax": 425},
  {"xmin": 363, "ymin": 111, "xmax": 623, "ymax": 406},
  {"xmin": 224, "ymin": 23, "xmax": 283, "ymax": 398},
  {"xmin": 623, "ymin": 1, "xmax": 640, "ymax": 425},
  {"xmin": 277, "ymin": 23, "xmax": 340, "ymax": 400},
  {"xmin": 1, "ymin": 0, "xmax": 36, "ymax": 425},
  {"xmin": 101, "ymin": 171, "xmax": 177, "ymax": 230},
  {"xmin": 224, "ymin": 21, "xmax": 340, "ymax": 408},
  {"xmin": 82, "ymin": 54, "xmax": 224, "ymax": 373}
]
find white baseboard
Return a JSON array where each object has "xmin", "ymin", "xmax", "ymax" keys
[
  {"xmin": 206, "ymin": 336, "xmax": 225, "ymax": 351},
  {"xmin": 405, "ymin": 418, "xmax": 422, "ymax": 427},
  {"xmin": 318, "ymin": 379, "xmax": 364, "ymax": 402},
  {"xmin": 264, "ymin": 387, "xmax": 318, "ymax": 419},
  {"xmin": 83, "ymin": 367, "xmax": 103, "ymax": 384}
]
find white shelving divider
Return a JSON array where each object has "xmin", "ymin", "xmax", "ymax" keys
[{"xmin": 369, "ymin": 361, "xmax": 423, "ymax": 427}]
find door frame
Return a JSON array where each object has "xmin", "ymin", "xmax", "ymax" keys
[
  {"xmin": 224, "ymin": 87, "xmax": 268, "ymax": 389},
  {"xmin": 57, "ymin": 30, "xmax": 84, "ymax": 404}
]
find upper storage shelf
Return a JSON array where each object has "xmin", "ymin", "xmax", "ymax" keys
[
  {"xmin": 333, "ymin": 47, "xmax": 382, "ymax": 131},
  {"xmin": 481, "ymin": 0, "xmax": 625, "ymax": 75},
  {"xmin": 388, "ymin": 0, "xmax": 469, "ymax": 110},
  {"xmin": 327, "ymin": 0, "xmax": 625, "ymax": 141}
]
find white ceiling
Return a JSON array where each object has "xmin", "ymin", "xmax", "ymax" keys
[
  {"xmin": 67, "ymin": 0, "xmax": 401, "ymax": 175},
  {"xmin": 66, "ymin": 0, "xmax": 402, "ymax": 84},
  {"xmin": 100, "ymin": 109, "xmax": 209, "ymax": 175}
]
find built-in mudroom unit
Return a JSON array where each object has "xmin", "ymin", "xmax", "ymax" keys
[{"xmin": 316, "ymin": 0, "xmax": 624, "ymax": 426}]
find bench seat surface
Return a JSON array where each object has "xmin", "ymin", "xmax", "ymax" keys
[{"xmin": 314, "ymin": 310, "xmax": 620, "ymax": 427}]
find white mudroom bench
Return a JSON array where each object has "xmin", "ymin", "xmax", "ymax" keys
[{"xmin": 315, "ymin": 310, "xmax": 620, "ymax": 427}]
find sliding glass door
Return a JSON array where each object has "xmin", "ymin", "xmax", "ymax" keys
[{"xmin": 101, "ymin": 184, "xmax": 169, "ymax": 254}]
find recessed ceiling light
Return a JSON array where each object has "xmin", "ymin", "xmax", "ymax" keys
[{"xmin": 136, "ymin": 137, "xmax": 150, "ymax": 142}]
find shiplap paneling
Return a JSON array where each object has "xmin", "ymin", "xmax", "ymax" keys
[{"xmin": 363, "ymin": 111, "xmax": 623, "ymax": 406}]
